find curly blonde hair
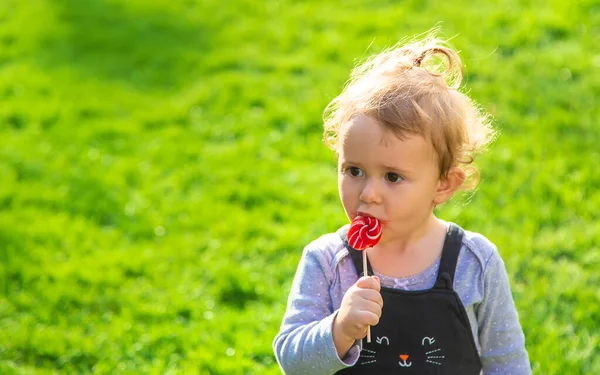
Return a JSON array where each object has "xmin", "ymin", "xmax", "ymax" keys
[{"xmin": 323, "ymin": 32, "xmax": 495, "ymax": 189}]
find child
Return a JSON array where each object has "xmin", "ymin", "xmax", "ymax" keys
[{"xmin": 273, "ymin": 32, "xmax": 531, "ymax": 374}]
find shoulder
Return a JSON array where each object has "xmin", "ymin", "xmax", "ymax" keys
[
  {"xmin": 456, "ymin": 224, "xmax": 502, "ymax": 274},
  {"xmin": 453, "ymin": 224, "xmax": 508, "ymax": 306},
  {"xmin": 302, "ymin": 225, "xmax": 351, "ymax": 274}
]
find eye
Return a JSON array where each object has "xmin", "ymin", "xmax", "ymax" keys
[
  {"xmin": 385, "ymin": 172, "xmax": 404, "ymax": 183},
  {"xmin": 346, "ymin": 167, "xmax": 364, "ymax": 177}
]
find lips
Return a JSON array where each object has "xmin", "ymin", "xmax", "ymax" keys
[{"xmin": 356, "ymin": 212, "xmax": 384, "ymax": 224}]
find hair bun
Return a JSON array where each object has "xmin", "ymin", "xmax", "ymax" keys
[{"xmin": 413, "ymin": 46, "xmax": 463, "ymax": 89}]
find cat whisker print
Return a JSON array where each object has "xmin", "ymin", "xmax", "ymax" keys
[
  {"xmin": 422, "ymin": 336, "xmax": 445, "ymax": 366},
  {"xmin": 358, "ymin": 349, "xmax": 377, "ymax": 365},
  {"xmin": 425, "ymin": 348, "xmax": 445, "ymax": 366}
]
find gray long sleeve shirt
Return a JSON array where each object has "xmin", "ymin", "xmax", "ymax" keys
[{"xmin": 273, "ymin": 224, "xmax": 531, "ymax": 374}]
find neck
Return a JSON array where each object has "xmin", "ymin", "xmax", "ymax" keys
[{"xmin": 375, "ymin": 214, "xmax": 447, "ymax": 256}]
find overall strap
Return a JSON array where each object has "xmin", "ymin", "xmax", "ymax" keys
[
  {"xmin": 337, "ymin": 225, "xmax": 374, "ymax": 277},
  {"xmin": 433, "ymin": 223, "xmax": 465, "ymax": 290},
  {"xmin": 337, "ymin": 223, "xmax": 465, "ymax": 288}
]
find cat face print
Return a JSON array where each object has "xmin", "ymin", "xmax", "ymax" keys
[{"xmin": 359, "ymin": 336, "xmax": 445, "ymax": 368}]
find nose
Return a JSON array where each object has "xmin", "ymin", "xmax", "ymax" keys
[
  {"xmin": 359, "ymin": 178, "xmax": 382, "ymax": 204},
  {"xmin": 400, "ymin": 354, "xmax": 409, "ymax": 361}
]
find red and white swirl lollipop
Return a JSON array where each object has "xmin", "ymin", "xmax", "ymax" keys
[
  {"xmin": 348, "ymin": 215, "xmax": 382, "ymax": 342},
  {"xmin": 348, "ymin": 216, "xmax": 382, "ymax": 251}
]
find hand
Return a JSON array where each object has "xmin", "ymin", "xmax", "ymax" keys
[{"xmin": 334, "ymin": 276, "xmax": 383, "ymax": 343}]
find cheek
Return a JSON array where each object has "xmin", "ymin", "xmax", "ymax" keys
[
  {"xmin": 338, "ymin": 177, "xmax": 349, "ymax": 198},
  {"xmin": 338, "ymin": 177, "xmax": 356, "ymax": 203},
  {"xmin": 337, "ymin": 173, "xmax": 345, "ymax": 194}
]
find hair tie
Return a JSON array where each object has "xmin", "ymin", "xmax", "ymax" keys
[{"xmin": 413, "ymin": 53, "xmax": 424, "ymax": 67}]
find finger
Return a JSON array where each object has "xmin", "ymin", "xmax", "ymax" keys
[
  {"xmin": 356, "ymin": 276, "xmax": 381, "ymax": 292},
  {"xmin": 357, "ymin": 289, "xmax": 383, "ymax": 308},
  {"xmin": 350, "ymin": 295, "xmax": 382, "ymax": 316},
  {"xmin": 358, "ymin": 309, "xmax": 381, "ymax": 327},
  {"xmin": 363, "ymin": 298, "xmax": 383, "ymax": 316},
  {"xmin": 372, "ymin": 275, "xmax": 380, "ymax": 285}
]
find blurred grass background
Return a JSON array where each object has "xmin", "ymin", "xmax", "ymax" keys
[{"xmin": 0, "ymin": 0, "xmax": 599, "ymax": 374}]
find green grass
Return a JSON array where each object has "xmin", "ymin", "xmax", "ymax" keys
[{"xmin": 1, "ymin": 0, "xmax": 599, "ymax": 373}]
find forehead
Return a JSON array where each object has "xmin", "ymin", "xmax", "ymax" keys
[{"xmin": 339, "ymin": 116, "xmax": 436, "ymax": 168}]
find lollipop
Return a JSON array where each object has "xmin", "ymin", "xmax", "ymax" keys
[
  {"xmin": 348, "ymin": 215, "xmax": 382, "ymax": 342},
  {"xmin": 348, "ymin": 216, "xmax": 382, "ymax": 251}
]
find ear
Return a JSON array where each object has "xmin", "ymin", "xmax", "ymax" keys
[{"xmin": 433, "ymin": 167, "xmax": 466, "ymax": 206}]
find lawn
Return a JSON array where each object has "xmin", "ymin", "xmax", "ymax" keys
[{"xmin": 1, "ymin": 0, "xmax": 599, "ymax": 373}]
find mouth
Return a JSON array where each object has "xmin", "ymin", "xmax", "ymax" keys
[{"xmin": 356, "ymin": 211, "xmax": 383, "ymax": 223}]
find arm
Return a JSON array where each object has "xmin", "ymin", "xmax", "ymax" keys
[
  {"xmin": 476, "ymin": 251, "xmax": 532, "ymax": 375},
  {"xmin": 273, "ymin": 244, "xmax": 361, "ymax": 375},
  {"xmin": 332, "ymin": 314, "xmax": 357, "ymax": 359}
]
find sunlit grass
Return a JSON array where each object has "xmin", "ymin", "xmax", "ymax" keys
[{"xmin": 0, "ymin": 0, "xmax": 598, "ymax": 373}]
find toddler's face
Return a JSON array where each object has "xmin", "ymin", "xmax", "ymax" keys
[{"xmin": 337, "ymin": 116, "xmax": 442, "ymax": 241}]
